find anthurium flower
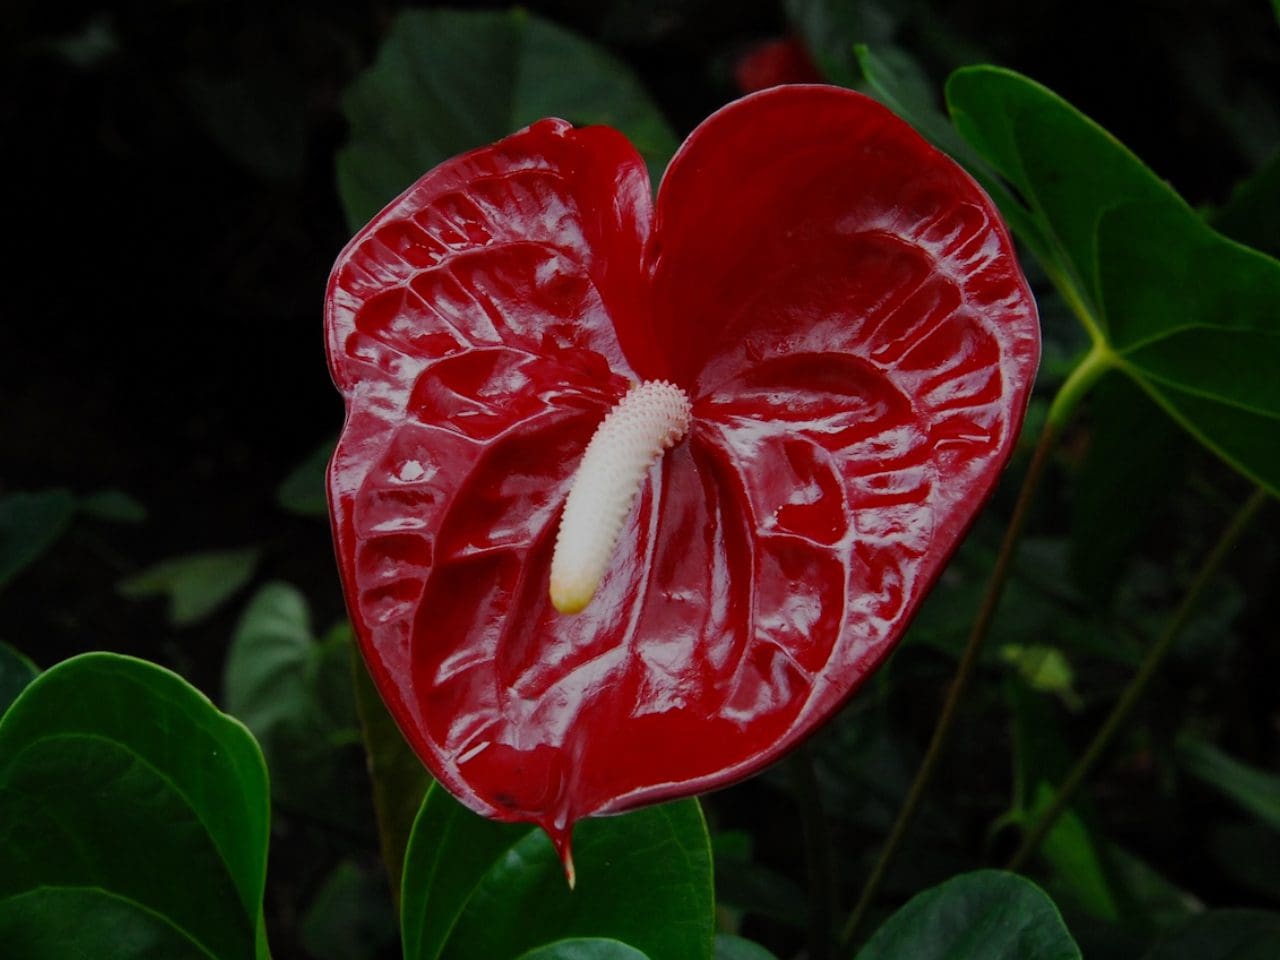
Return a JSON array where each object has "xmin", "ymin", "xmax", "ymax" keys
[{"xmin": 325, "ymin": 85, "xmax": 1039, "ymax": 869}]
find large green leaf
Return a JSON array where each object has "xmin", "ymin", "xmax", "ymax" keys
[
  {"xmin": 401, "ymin": 785, "xmax": 714, "ymax": 960},
  {"xmin": 947, "ymin": 66, "xmax": 1280, "ymax": 494},
  {"xmin": 1143, "ymin": 910, "xmax": 1280, "ymax": 960},
  {"xmin": 1094, "ymin": 201, "xmax": 1280, "ymax": 492},
  {"xmin": 118, "ymin": 547, "xmax": 261, "ymax": 626},
  {"xmin": 337, "ymin": 8, "xmax": 677, "ymax": 229},
  {"xmin": 945, "ymin": 67, "xmax": 1173, "ymax": 311},
  {"xmin": 224, "ymin": 583, "xmax": 361, "ymax": 812},
  {"xmin": 0, "ymin": 652, "xmax": 271, "ymax": 959},
  {"xmin": 854, "ymin": 870, "xmax": 1081, "ymax": 960}
]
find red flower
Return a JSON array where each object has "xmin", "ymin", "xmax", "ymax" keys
[
  {"xmin": 325, "ymin": 85, "xmax": 1039, "ymax": 866},
  {"xmin": 734, "ymin": 37, "xmax": 823, "ymax": 94}
]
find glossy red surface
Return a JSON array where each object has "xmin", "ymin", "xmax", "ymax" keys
[{"xmin": 325, "ymin": 85, "xmax": 1039, "ymax": 855}]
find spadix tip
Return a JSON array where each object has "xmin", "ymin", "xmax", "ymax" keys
[
  {"xmin": 549, "ymin": 380, "xmax": 692, "ymax": 616},
  {"xmin": 549, "ymin": 576, "xmax": 594, "ymax": 615}
]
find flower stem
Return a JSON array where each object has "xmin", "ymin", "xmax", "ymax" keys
[
  {"xmin": 838, "ymin": 347, "xmax": 1110, "ymax": 952},
  {"xmin": 1006, "ymin": 485, "xmax": 1270, "ymax": 872},
  {"xmin": 350, "ymin": 645, "xmax": 432, "ymax": 909},
  {"xmin": 789, "ymin": 744, "xmax": 837, "ymax": 960}
]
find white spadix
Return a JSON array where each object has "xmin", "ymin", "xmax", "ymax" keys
[{"xmin": 550, "ymin": 380, "xmax": 693, "ymax": 614}]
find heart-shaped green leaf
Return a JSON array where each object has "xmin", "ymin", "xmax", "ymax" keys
[
  {"xmin": 337, "ymin": 8, "xmax": 677, "ymax": 229},
  {"xmin": 0, "ymin": 652, "xmax": 271, "ymax": 959},
  {"xmin": 947, "ymin": 66, "xmax": 1280, "ymax": 494},
  {"xmin": 855, "ymin": 870, "xmax": 1080, "ymax": 960},
  {"xmin": 401, "ymin": 784, "xmax": 713, "ymax": 960}
]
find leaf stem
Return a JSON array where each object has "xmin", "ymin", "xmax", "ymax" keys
[
  {"xmin": 1047, "ymin": 344, "xmax": 1114, "ymax": 428},
  {"xmin": 838, "ymin": 349, "xmax": 1107, "ymax": 953},
  {"xmin": 789, "ymin": 744, "xmax": 837, "ymax": 960},
  {"xmin": 1006, "ymin": 485, "xmax": 1270, "ymax": 872}
]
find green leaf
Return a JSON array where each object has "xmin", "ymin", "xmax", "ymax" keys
[
  {"xmin": 947, "ymin": 66, "xmax": 1280, "ymax": 495},
  {"xmin": 854, "ymin": 870, "xmax": 1081, "ymax": 960},
  {"xmin": 1095, "ymin": 201, "xmax": 1280, "ymax": 493},
  {"xmin": 337, "ymin": 8, "xmax": 677, "ymax": 230},
  {"xmin": 0, "ymin": 889, "xmax": 213, "ymax": 960},
  {"xmin": 998, "ymin": 645, "xmax": 1079, "ymax": 708},
  {"xmin": 224, "ymin": 583, "xmax": 362, "ymax": 811},
  {"xmin": 277, "ymin": 438, "xmax": 334, "ymax": 517},
  {"xmin": 714, "ymin": 934, "xmax": 781, "ymax": 960},
  {"xmin": 0, "ymin": 489, "xmax": 76, "ymax": 589},
  {"xmin": 118, "ymin": 547, "xmax": 261, "ymax": 625},
  {"xmin": 0, "ymin": 652, "xmax": 271, "ymax": 959},
  {"xmin": 852, "ymin": 46, "xmax": 1049, "ymax": 260},
  {"xmin": 0, "ymin": 643, "xmax": 38, "ymax": 716},
  {"xmin": 78, "ymin": 488, "xmax": 148, "ymax": 523},
  {"xmin": 784, "ymin": 0, "xmax": 897, "ymax": 86},
  {"xmin": 299, "ymin": 860, "xmax": 397, "ymax": 960},
  {"xmin": 401, "ymin": 785, "xmax": 714, "ymax": 960},
  {"xmin": 1004, "ymin": 682, "xmax": 1119, "ymax": 922},
  {"xmin": 946, "ymin": 66, "xmax": 1172, "ymax": 312},
  {"xmin": 712, "ymin": 838, "xmax": 808, "ymax": 929},
  {"xmin": 1177, "ymin": 734, "xmax": 1280, "ymax": 833},
  {"xmin": 1143, "ymin": 909, "xmax": 1280, "ymax": 960},
  {"xmin": 1030, "ymin": 786, "xmax": 1120, "ymax": 923},
  {"xmin": 516, "ymin": 939, "xmax": 651, "ymax": 960}
]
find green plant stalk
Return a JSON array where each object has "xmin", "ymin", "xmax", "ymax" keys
[
  {"xmin": 789, "ymin": 744, "xmax": 838, "ymax": 960},
  {"xmin": 351, "ymin": 645, "xmax": 432, "ymax": 908},
  {"xmin": 1006, "ymin": 485, "xmax": 1270, "ymax": 871},
  {"xmin": 838, "ymin": 345, "xmax": 1111, "ymax": 953}
]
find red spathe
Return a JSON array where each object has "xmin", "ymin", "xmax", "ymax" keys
[{"xmin": 325, "ymin": 85, "xmax": 1040, "ymax": 859}]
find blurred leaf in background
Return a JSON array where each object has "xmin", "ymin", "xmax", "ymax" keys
[
  {"xmin": 117, "ymin": 546, "xmax": 261, "ymax": 626},
  {"xmin": 337, "ymin": 8, "xmax": 678, "ymax": 229},
  {"xmin": 0, "ymin": 490, "xmax": 76, "ymax": 589},
  {"xmin": 277, "ymin": 436, "xmax": 335, "ymax": 518},
  {"xmin": 0, "ymin": 644, "xmax": 38, "ymax": 716},
  {"xmin": 224, "ymin": 582, "xmax": 361, "ymax": 816}
]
